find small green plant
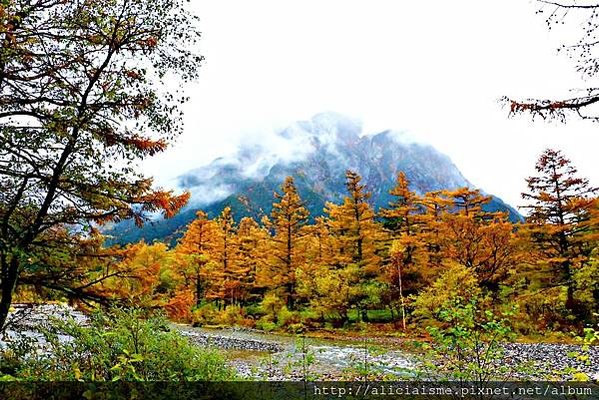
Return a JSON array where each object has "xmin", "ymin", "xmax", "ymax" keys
[
  {"xmin": 566, "ymin": 320, "xmax": 599, "ymax": 382},
  {"xmin": 0, "ymin": 333, "xmax": 36, "ymax": 378},
  {"xmin": 421, "ymin": 296, "xmax": 516, "ymax": 383},
  {"xmin": 342, "ymin": 338, "xmax": 392, "ymax": 380},
  {"xmin": 293, "ymin": 335, "xmax": 320, "ymax": 381},
  {"xmin": 257, "ymin": 352, "xmax": 280, "ymax": 380}
]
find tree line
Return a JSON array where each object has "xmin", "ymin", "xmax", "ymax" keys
[{"xmin": 68, "ymin": 148, "xmax": 597, "ymax": 334}]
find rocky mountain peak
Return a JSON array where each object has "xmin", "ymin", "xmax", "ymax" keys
[{"xmin": 107, "ymin": 113, "xmax": 521, "ymax": 245}]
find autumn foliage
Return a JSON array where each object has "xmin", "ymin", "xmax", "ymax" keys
[
  {"xmin": 88, "ymin": 150, "xmax": 598, "ymax": 334},
  {"xmin": 0, "ymin": 0, "xmax": 201, "ymax": 331}
]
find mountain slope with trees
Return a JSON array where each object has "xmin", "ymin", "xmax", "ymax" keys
[{"xmin": 109, "ymin": 113, "xmax": 521, "ymax": 244}]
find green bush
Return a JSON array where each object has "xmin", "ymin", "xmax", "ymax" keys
[
  {"xmin": 192, "ymin": 303, "xmax": 254, "ymax": 327},
  {"xmin": 275, "ymin": 306, "xmax": 302, "ymax": 331},
  {"xmin": 276, "ymin": 306, "xmax": 294, "ymax": 327},
  {"xmin": 3, "ymin": 308, "xmax": 236, "ymax": 381},
  {"xmin": 420, "ymin": 297, "xmax": 517, "ymax": 381},
  {"xmin": 214, "ymin": 305, "xmax": 253, "ymax": 327},
  {"xmin": 255, "ymin": 318, "xmax": 277, "ymax": 332},
  {"xmin": 298, "ymin": 309, "xmax": 322, "ymax": 329},
  {"xmin": 191, "ymin": 302, "xmax": 218, "ymax": 326},
  {"xmin": 259, "ymin": 293, "xmax": 284, "ymax": 321},
  {"xmin": 413, "ymin": 262, "xmax": 481, "ymax": 324},
  {"xmin": 245, "ymin": 304, "xmax": 266, "ymax": 318}
]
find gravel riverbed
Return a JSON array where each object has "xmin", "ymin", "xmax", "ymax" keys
[
  {"xmin": 1, "ymin": 305, "xmax": 597, "ymax": 381},
  {"xmin": 174, "ymin": 325, "xmax": 599, "ymax": 381}
]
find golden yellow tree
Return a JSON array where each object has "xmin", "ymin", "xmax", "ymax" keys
[
  {"xmin": 521, "ymin": 149, "xmax": 598, "ymax": 317},
  {"xmin": 268, "ymin": 177, "xmax": 310, "ymax": 310},
  {"xmin": 417, "ymin": 190, "xmax": 453, "ymax": 269},
  {"xmin": 212, "ymin": 206, "xmax": 238, "ymax": 306},
  {"xmin": 325, "ymin": 170, "xmax": 382, "ymax": 320},
  {"xmin": 434, "ymin": 188, "xmax": 522, "ymax": 296},
  {"xmin": 176, "ymin": 211, "xmax": 218, "ymax": 306},
  {"xmin": 106, "ymin": 242, "xmax": 171, "ymax": 306},
  {"xmin": 379, "ymin": 172, "xmax": 428, "ymax": 327},
  {"xmin": 234, "ymin": 216, "xmax": 270, "ymax": 305}
]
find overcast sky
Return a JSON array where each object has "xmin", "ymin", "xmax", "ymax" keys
[{"xmin": 144, "ymin": 0, "xmax": 599, "ymax": 209}]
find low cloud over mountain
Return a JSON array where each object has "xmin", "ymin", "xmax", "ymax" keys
[{"xmin": 108, "ymin": 112, "xmax": 521, "ymax": 244}]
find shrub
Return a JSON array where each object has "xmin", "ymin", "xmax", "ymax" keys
[
  {"xmin": 420, "ymin": 297, "xmax": 517, "ymax": 382},
  {"xmin": 191, "ymin": 302, "xmax": 218, "ymax": 326},
  {"xmin": 214, "ymin": 305, "xmax": 253, "ymax": 328},
  {"xmin": 192, "ymin": 304, "xmax": 253, "ymax": 328},
  {"xmin": 413, "ymin": 262, "xmax": 481, "ymax": 323},
  {"xmin": 574, "ymin": 254, "xmax": 599, "ymax": 320},
  {"xmin": 255, "ymin": 318, "xmax": 277, "ymax": 332},
  {"xmin": 276, "ymin": 306, "xmax": 294, "ymax": 327},
  {"xmin": 259, "ymin": 293, "xmax": 284, "ymax": 321},
  {"xmin": 298, "ymin": 309, "xmax": 322, "ymax": 329},
  {"xmin": 567, "ymin": 323, "xmax": 599, "ymax": 381},
  {"xmin": 3, "ymin": 308, "xmax": 236, "ymax": 381},
  {"xmin": 245, "ymin": 304, "xmax": 266, "ymax": 318},
  {"xmin": 515, "ymin": 286, "xmax": 569, "ymax": 332}
]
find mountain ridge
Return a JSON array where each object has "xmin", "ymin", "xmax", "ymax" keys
[{"xmin": 107, "ymin": 113, "xmax": 522, "ymax": 245}]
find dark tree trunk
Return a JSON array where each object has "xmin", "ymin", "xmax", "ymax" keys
[
  {"xmin": 0, "ymin": 257, "xmax": 19, "ymax": 332},
  {"xmin": 360, "ymin": 309, "xmax": 369, "ymax": 322},
  {"xmin": 286, "ymin": 282, "xmax": 295, "ymax": 311}
]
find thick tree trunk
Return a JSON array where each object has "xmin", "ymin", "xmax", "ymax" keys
[
  {"xmin": 0, "ymin": 257, "xmax": 19, "ymax": 332},
  {"xmin": 286, "ymin": 282, "xmax": 295, "ymax": 311}
]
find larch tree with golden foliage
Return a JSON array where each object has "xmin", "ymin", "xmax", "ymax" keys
[
  {"xmin": 447, "ymin": 188, "xmax": 490, "ymax": 217},
  {"xmin": 439, "ymin": 189, "xmax": 520, "ymax": 295},
  {"xmin": 380, "ymin": 172, "xmax": 421, "ymax": 237},
  {"xmin": 522, "ymin": 149, "xmax": 598, "ymax": 317},
  {"xmin": 269, "ymin": 177, "xmax": 310, "ymax": 310},
  {"xmin": 109, "ymin": 242, "xmax": 170, "ymax": 305},
  {"xmin": 176, "ymin": 211, "xmax": 218, "ymax": 306},
  {"xmin": 379, "ymin": 172, "xmax": 427, "ymax": 328},
  {"xmin": 326, "ymin": 171, "xmax": 380, "ymax": 268},
  {"xmin": 210, "ymin": 207, "xmax": 238, "ymax": 306},
  {"xmin": 236, "ymin": 217, "xmax": 270, "ymax": 304},
  {"xmin": 417, "ymin": 190, "xmax": 453, "ymax": 268},
  {"xmin": 296, "ymin": 216, "xmax": 335, "ymax": 303},
  {"xmin": 325, "ymin": 170, "xmax": 382, "ymax": 320}
]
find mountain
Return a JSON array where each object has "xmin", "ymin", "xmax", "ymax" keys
[{"xmin": 107, "ymin": 112, "xmax": 522, "ymax": 244}]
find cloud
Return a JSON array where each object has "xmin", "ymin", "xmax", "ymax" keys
[
  {"xmin": 175, "ymin": 112, "xmax": 368, "ymax": 205},
  {"xmin": 190, "ymin": 184, "xmax": 235, "ymax": 206}
]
